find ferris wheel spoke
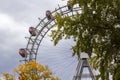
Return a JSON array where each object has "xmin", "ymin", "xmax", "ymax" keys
[{"xmin": 19, "ymin": 2, "xmax": 83, "ymax": 80}]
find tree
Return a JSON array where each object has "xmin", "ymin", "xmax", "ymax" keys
[
  {"xmin": 0, "ymin": 73, "xmax": 15, "ymax": 80},
  {"xmin": 14, "ymin": 61, "xmax": 60, "ymax": 80},
  {"xmin": 0, "ymin": 61, "xmax": 60, "ymax": 80},
  {"xmin": 50, "ymin": 0, "xmax": 120, "ymax": 80}
]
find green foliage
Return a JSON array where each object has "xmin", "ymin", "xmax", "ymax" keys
[{"xmin": 50, "ymin": 0, "xmax": 120, "ymax": 79}]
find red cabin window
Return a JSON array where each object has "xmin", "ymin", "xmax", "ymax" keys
[
  {"xmin": 29, "ymin": 27, "xmax": 36, "ymax": 36},
  {"xmin": 46, "ymin": 10, "xmax": 54, "ymax": 20},
  {"xmin": 19, "ymin": 48, "xmax": 27, "ymax": 57}
]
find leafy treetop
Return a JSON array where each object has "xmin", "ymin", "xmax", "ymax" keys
[{"xmin": 50, "ymin": 0, "xmax": 120, "ymax": 80}]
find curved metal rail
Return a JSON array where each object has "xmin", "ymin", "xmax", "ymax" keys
[{"xmin": 23, "ymin": 4, "xmax": 81, "ymax": 62}]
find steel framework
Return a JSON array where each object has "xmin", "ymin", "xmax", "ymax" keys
[
  {"xmin": 24, "ymin": 4, "xmax": 81, "ymax": 62},
  {"xmin": 20, "ymin": 3, "xmax": 95, "ymax": 80},
  {"xmin": 73, "ymin": 53, "xmax": 95, "ymax": 80}
]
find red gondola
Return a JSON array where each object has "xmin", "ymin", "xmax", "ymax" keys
[
  {"xmin": 19, "ymin": 48, "xmax": 27, "ymax": 57},
  {"xmin": 46, "ymin": 10, "xmax": 54, "ymax": 20},
  {"xmin": 29, "ymin": 27, "xmax": 36, "ymax": 36},
  {"xmin": 18, "ymin": 74, "xmax": 24, "ymax": 80},
  {"xmin": 18, "ymin": 76, "xmax": 23, "ymax": 80}
]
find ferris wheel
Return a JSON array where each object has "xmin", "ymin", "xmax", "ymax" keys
[{"xmin": 19, "ymin": 1, "xmax": 95, "ymax": 80}]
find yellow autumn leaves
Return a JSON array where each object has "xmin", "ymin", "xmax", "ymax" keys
[
  {"xmin": 0, "ymin": 73, "xmax": 15, "ymax": 80},
  {"xmin": 14, "ymin": 61, "xmax": 60, "ymax": 80},
  {"xmin": 0, "ymin": 61, "xmax": 60, "ymax": 80}
]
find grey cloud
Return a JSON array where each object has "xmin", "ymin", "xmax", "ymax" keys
[
  {"xmin": 0, "ymin": 0, "xmax": 66, "ymax": 25},
  {"xmin": 0, "ymin": 0, "xmax": 77, "ymax": 80},
  {"xmin": 0, "ymin": 49, "xmax": 20, "ymax": 73}
]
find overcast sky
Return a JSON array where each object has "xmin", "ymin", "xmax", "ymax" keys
[{"xmin": 0, "ymin": 0, "xmax": 79, "ymax": 80}]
